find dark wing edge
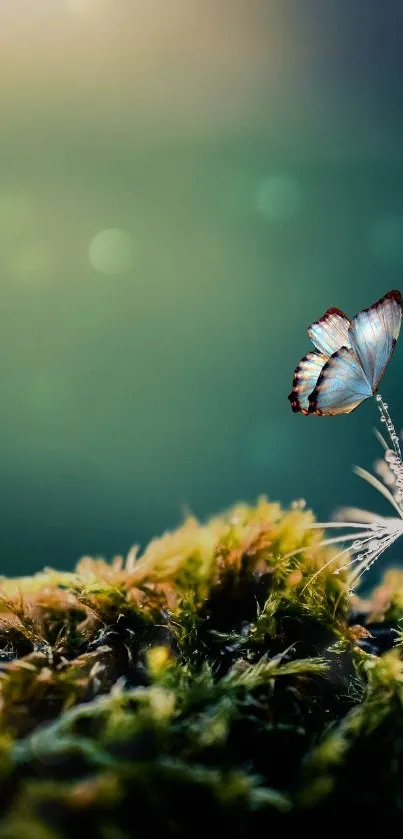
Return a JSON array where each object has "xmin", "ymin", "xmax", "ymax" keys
[
  {"xmin": 358, "ymin": 289, "xmax": 403, "ymax": 317},
  {"xmin": 349, "ymin": 289, "xmax": 403, "ymax": 391},
  {"xmin": 307, "ymin": 307, "xmax": 352, "ymax": 356},
  {"xmin": 288, "ymin": 351, "xmax": 327, "ymax": 414},
  {"xmin": 308, "ymin": 306, "xmax": 349, "ymax": 331}
]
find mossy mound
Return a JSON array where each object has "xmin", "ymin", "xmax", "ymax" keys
[{"xmin": 0, "ymin": 498, "xmax": 402, "ymax": 836}]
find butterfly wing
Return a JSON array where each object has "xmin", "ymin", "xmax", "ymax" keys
[
  {"xmin": 308, "ymin": 307, "xmax": 351, "ymax": 356},
  {"xmin": 348, "ymin": 290, "xmax": 402, "ymax": 392},
  {"xmin": 308, "ymin": 347, "xmax": 373, "ymax": 415},
  {"xmin": 288, "ymin": 351, "xmax": 328, "ymax": 414}
]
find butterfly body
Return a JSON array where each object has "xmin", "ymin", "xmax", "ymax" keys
[{"xmin": 288, "ymin": 290, "xmax": 402, "ymax": 416}]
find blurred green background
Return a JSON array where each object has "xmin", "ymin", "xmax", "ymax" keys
[{"xmin": 1, "ymin": 0, "xmax": 403, "ymax": 575}]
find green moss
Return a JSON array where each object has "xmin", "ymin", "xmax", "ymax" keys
[{"xmin": 0, "ymin": 497, "xmax": 400, "ymax": 834}]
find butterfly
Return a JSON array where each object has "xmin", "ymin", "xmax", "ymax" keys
[{"xmin": 288, "ymin": 290, "xmax": 402, "ymax": 416}]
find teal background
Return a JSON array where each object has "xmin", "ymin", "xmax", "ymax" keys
[{"xmin": 1, "ymin": 1, "xmax": 403, "ymax": 575}]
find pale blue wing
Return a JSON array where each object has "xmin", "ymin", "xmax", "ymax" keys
[
  {"xmin": 309, "ymin": 347, "xmax": 373, "ymax": 415},
  {"xmin": 308, "ymin": 307, "xmax": 351, "ymax": 356},
  {"xmin": 348, "ymin": 290, "xmax": 402, "ymax": 391},
  {"xmin": 288, "ymin": 351, "xmax": 328, "ymax": 413}
]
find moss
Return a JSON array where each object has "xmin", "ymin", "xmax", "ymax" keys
[{"xmin": 0, "ymin": 497, "xmax": 401, "ymax": 834}]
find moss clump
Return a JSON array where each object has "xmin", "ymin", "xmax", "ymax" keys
[{"xmin": 0, "ymin": 497, "xmax": 401, "ymax": 835}]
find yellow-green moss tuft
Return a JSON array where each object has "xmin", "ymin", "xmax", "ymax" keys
[{"xmin": 0, "ymin": 497, "xmax": 401, "ymax": 834}]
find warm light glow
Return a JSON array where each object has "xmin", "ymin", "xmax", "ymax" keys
[{"xmin": 65, "ymin": 0, "xmax": 113, "ymax": 16}]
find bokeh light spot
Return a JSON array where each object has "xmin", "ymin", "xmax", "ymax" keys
[
  {"xmin": 88, "ymin": 229, "xmax": 134, "ymax": 275},
  {"xmin": 256, "ymin": 175, "xmax": 302, "ymax": 221}
]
